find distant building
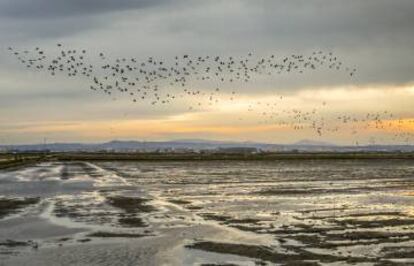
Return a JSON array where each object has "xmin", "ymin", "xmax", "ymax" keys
[
  {"xmin": 217, "ymin": 147, "xmax": 259, "ymax": 154},
  {"xmin": 171, "ymin": 148, "xmax": 193, "ymax": 153}
]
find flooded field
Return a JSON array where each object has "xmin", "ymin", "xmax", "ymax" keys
[{"xmin": 1, "ymin": 160, "xmax": 414, "ymax": 265}]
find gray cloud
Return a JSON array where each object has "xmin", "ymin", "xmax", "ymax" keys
[
  {"xmin": 2, "ymin": 0, "xmax": 414, "ymax": 94},
  {"xmin": 0, "ymin": 0, "xmax": 169, "ymax": 18},
  {"xmin": 2, "ymin": 0, "xmax": 414, "ymax": 88},
  {"xmin": 153, "ymin": 0, "xmax": 414, "ymax": 87},
  {"xmin": 1, "ymin": 0, "xmax": 414, "ymax": 143},
  {"xmin": 0, "ymin": 0, "xmax": 175, "ymax": 42}
]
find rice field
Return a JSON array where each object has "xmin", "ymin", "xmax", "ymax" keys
[{"xmin": 1, "ymin": 159, "xmax": 414, "ymax": 265}]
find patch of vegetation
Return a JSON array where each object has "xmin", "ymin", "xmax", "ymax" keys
[
  {"xmin": 0, "ymin": 153, "xmax": 49, "ymax": 169},
  {"xmin": 200, "ymin": 213, "xmax": 231, "ymax": 222},
  {"xmin": 324, "ymin": 231, "xmax": 414, "ymax": 246},
  {"xmin": 106, "ymin": 196, "xmax": 156, "ymax": 228},
  {"xmin": 200, "ymin": 264, "xmax": 241, "ymax": 266},
  {"xmin": 334, "ymin": 218, "xmax": 414, "ymax": 228},
  {"xmin": 270, "ymin": 220, "xmax": 414, "ymax": 250},
  {"xmin": 88, "ymin": 231, "xmax": 149, "ymax": 238},
  {"xmin": 201, "ymin": 213, "xmax": 263, "ymax": 228},
  {"xmin": 383, "ymin": 246, "xmax": 414, "ymax": 259},
  {"xmin": 187, "ymin": 205, "xmax": 203, "ymax": 210},
  {"xmin": 77, "ymin": 238, "xmax": 91, "ymax": 243},
  {"xmin": 0, "ymin": 240, "xmax": 32, "ymax": 248},
  {"xmin": 226, "ymin": 218, "xmax": 262, "ymax": 224},
  {"xmin": 186, "ymin": 241, "xmax": 374, "ymax": 264},
  {"xmin": 254, "ymin": 187, "xmax": 381, "ymax": 196},
  {"xmin": 0, "ymin": 197, "xmax": 40, "ymax": 219},
  {"xmin": 169, "ymin": 199, "xmax": 192, "ymax": 205},
  {"xmin": 107, "ymin": 196, "xmax": 155, "ymax": 213},
  {"xmin": 118, "ymin": 216, "xmax": 147, "ymax": 227}
]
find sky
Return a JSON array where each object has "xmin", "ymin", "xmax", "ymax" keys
[{"xmin": 1, "ymin": 0, "xmax": 414, "ymax": 145}]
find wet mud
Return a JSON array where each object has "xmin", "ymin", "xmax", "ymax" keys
[{"xmin": 0, "ymin": 160, "xmax": 414, "ymax": 265}]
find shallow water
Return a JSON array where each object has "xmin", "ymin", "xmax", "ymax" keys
[{"xmin": 1, "ymin": 160, "xmax": 414, "ymax": 265}]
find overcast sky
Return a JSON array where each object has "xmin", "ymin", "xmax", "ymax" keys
[{"xmin": 1, "ymin": 0, "xmax": 414, "ymax": 145}]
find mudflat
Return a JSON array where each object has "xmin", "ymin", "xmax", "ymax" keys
[{"xmin": 1, "ymin": 159, "xmax": 414, "ymax": 265}]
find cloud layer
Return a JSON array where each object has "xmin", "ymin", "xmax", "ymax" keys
[{"xmin": 1, "ymin": 0, "xmax": 414, "ymax": 144}]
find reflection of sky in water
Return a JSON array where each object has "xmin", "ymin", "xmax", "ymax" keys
[{"xmin": 1, "ymin": 160, "xmax": 414, "ymax": 263}]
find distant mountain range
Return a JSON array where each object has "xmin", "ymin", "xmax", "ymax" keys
[
  {"xmin": 1, "ymin": 139, "xmax": 414, "ymax": 152},
  {"xmin": 292, "ymin": 139, "xmax": 335, "ymax": 146}
]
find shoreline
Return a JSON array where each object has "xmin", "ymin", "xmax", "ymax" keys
[
  {"xmin": 0, "ymin": 155, "xmax": 49, "ymax": 170},
  {"xmin": 53, "ymin": 151, "xmax": 414, "ymax": 161},
  {"xmin": 4, "ymin": 152, "xmax": 414, "ymax": 162},
  {"xmin": 1, "ymin": 152, "xmax": 414, "ymax": 164}
]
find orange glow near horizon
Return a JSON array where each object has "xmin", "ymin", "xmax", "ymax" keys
[{"xmin": 1, "ymin": 83, "xmax": 414, "ymax": 144}]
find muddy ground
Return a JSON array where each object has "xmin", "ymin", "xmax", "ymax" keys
[{"xmin": 1, "ymin": 160, "xmax": 414, "ymax": 265}]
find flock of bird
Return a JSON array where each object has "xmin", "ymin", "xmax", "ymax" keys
[
  {"xmin": 6, "ymin": 44, "xmax": 414, "ymax": 144},
  {"xmin": 252, "ymin": 101, "xmax": 414, "ymax": 143}
]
